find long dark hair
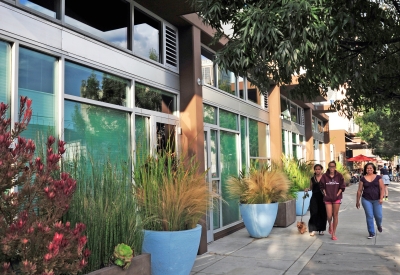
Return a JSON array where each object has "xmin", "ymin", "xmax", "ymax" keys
[{"xmin": 363, "ymin": 163, "xmax": 377, "ymax": 175}]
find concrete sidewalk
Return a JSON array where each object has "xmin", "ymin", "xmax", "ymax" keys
[{"xmin": 191, "ymin": 183, "xmax": 400, "ymax": 275}]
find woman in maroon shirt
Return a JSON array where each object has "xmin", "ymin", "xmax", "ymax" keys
[
  {"xmin": 320, "ymin": 161, "xmax": 346, "ymax": 241},
  {"xmin": 356, "ymin": 163, "xmax": 384, "ymax": 239}
]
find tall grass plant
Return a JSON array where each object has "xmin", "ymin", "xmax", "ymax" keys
[
  {"xmin": 282, "ymin": 155, "xmax": 314, "ymax": 191},
  {"xmin": 63, "ymin": 153, "xmax": 143, "ymax": 273}
]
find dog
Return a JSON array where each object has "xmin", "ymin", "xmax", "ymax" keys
[{"xmin": 297, "ymin": 221, "xmax": 307, "ymax": 234}]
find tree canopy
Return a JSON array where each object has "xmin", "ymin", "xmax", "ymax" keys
[
  {"xmin": 355, "ymin": 106, "xmax": 400, "ymax": 159},
  {"xmin": 191, "ymin": 0, "xmax": 400, "ymax": 117}
]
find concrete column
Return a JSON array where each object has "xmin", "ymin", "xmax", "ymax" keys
[
  {"xmin": 178, "ymin": 25, "xmax": 207, "ymax": 254},
  {"xmin": 304, "ymin": 108, "xmax": 314, "ymax": 161},
  {"xmin": 268, "ymin": 85, "xmax": 282, "ymax": 163}
]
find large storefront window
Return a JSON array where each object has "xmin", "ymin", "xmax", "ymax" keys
[
  {"xmin": 249, "ymin": 119, "xmax": 268, "ymax": 167},
  {"xmin": 219, "ymin": 109, "xmax": 237, "ymax": 130},
  {"xmin": 203, "ymin": 104, "xmax": 217, "ymax": 124},
  {"xmin": 65, "ymin": 0, "xmax": 130, "ymax": 48},
  {"xmin": 0, "ymin": 41, "xmax": 10, "ymax": 105},
  {"xmin": 18, "ymin": 48, "xmax": 56, "ymax": 139},
  {"xmin": 135, "ymin": 115, "xmax": 149, "ymax": 165},
  {"xmin": 64, "ymin": 100, "xmax": 130, "ymax": 162},
  {"xmin": 65, "ymin": 62, "xmax": 129, "ymax": 106},
  {"xmin": 240, "ymin": 116, "xmax": 247, "ymax": 169},
  {"xmin": 135, "ymin": 83, "xmax": 176, "ymax": 114}
]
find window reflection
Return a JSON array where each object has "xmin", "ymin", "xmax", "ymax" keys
[
  {"xmin": 134, "ymin": 8, "xmax": 161, "ymax": 62},
  {"xmin": 135, "ymin": 83, "xmax": 176, "ymax": 114},
  {"xmin": 201, "ymin": 55, "xmax": 214, "ymax": 86},
  {"xmin": 218, "ymin": 69, "xmax": 236, "ymax": 95},
  {"xmin": 0, "ymin": 41, "xmax": 10, "ymax": 105},
  {"xmin": 65, "ymin": 0, "xmax": 130, "ymax": 48},
  {"xmin": 65, "ymin": 62, "xmax": 129, "ymax": 106},
  {"xmin": 20, "ymin": 0, "xmax": 58, "ymax": 18},
  {"xmin": 203, "ymin": 104, "xmax": 217, "ymax": 124}
]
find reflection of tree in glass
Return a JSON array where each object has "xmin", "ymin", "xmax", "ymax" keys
[
  {"xmin": 203, "ymin": 104, "xmax": 216, "ymax": 124},
  {"xmin": 218, "ymin": 79, "xmax": 233, "ymax": 94},
  {"xmin": 249, "ymin": 119, "xmax": 259, "ymax": 157},
  {"xmin": 81, "ymin": 73, "xmax": 126, "ymax": 106},
  {"xmin": 149, "ymin": 48, "xmax": 159, "ymax": 62},
  {"xmin": 135, "ymin": 83, "xmax": 163, "ymax": 111}
]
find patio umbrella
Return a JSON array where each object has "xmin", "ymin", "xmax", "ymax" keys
[{"xmin": 347, "ymin": 154, "xmax": 375, "ymax": 162}]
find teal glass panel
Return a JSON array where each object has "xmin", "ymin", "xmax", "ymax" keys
[
  {"xmin": 203, "ymin": 104, "xmax": 216, "ymax": 124},
  {"xmin": 0, "ymin": 40, "xmax": 10, "ymax": 105},
  {"xmin": 135, "ymin": 115, "xmax": 149, "ymax": 165},
  {"xmin": 292, "ymin": 133, "xmax": 297, "ymax": 143},
  {"xmin": 220, "ymin": 131, "xmax": 239, "ymax": 226},
  {"xmin": 135, "ymin": 83, "xmax": 176, "ymax": 114},
  {"xmin": 249, "ymin": 119, "xmax": 267, "ymax": 158},
  {"xmin": 212, "ymin": 180, "xmax": 220, "ymax": 229},
  {"xmin": 240, "ymin": 117, "xmax": 247, "ymax": 169},
  {"xmin": 210, "ymin": 130, "xmax": 218, "ymax": 177},
  {"xmin": 18, "ymin": 48, "xmax": 56, "ymax": 140},
  {"xmin": 64, "ymin": 100, "xmax": 130, "ymax": 163},
  {"xmin": 292, "ymin": 145, "xmax": 298, "ymax": 159},
  {"xmin": 282, "ymin": 130, "xmax": 286, "ymax": 154},
  {"xmin": 299, "ymin": 135, "xmax": 304, "ymax": 143},
  {"xmin": 219, "ymin": 109, "xmax": 237, "ymax": 130},
  {"xmin": 65, "ymin": 62, "xmax": 129, "ymax": 106}
]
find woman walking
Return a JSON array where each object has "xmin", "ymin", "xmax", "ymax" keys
[
  {"xmin": 356, "ymin": 163, "xmax": 384, "ymax": 239},
  {"xmin": 320, "ymin": 161, "xmax": 346, "ymax": 241},
  {"xmin": 308, "ymin": 164, "xmax": 327, "ymax": 236}
]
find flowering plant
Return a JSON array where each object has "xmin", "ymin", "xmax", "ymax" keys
[{"xmin": 0, "ymin": 97, "xmax": 90, "ymax": 275}]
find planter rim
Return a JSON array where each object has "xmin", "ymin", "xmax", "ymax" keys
[
  {"xmin": 240, "ymin": 202, "xmax": 279, "ymax": 205},
  {"xmin": 143, "ymin": 224, "xmax": 201, "ymax": 233}
]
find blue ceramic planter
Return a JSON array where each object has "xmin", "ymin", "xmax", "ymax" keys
[
  {"xmin": 142, "ymin": 224, "xmax": 201, "ymax": 275},
  {"xmin": 296, "ymin": 191, "xmax": 312, "ymax": 216},
  {"xmin": 240, "ymin": 203, "xmax": 278, "ymax": 238}
]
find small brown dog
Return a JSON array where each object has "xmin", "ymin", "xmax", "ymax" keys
[{"xmin": 297, "ymin": 221, "xmax": 307, "ymax": 234}]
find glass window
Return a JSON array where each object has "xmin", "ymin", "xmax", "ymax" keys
[
  {"xmin": 64, "ymin": 100, "xmax": 130, "ymax": 162},
  {"xmin": 135, "ymin": 115, "xmax": 149, "ymax": 165},
  {"xmin": 65, "ymin": 61, "xmax": 129, "ymax": 106},
  {"xmin": 0, "ymin": 40, "xmax": 10, "ymax": 105},
  {"xmin": 238, "ymin": 77, "xmax": 245, "ymax": 99},
  {"xmin": 65, "ymin": 0, "xmax": 130, "ymax": 48},
  {"xmin": 282, "ymin": 130, "xmax": 286, "ymax": 154},
  {"xmin": 217, "ymin": 68, "xmax": 236, "ymax": 95},
  {"xmin": 281, "ymin": 97, "xmax": 290, "ymax": 119},
  {"xmin": 135, "ymin": 83, "xmax": 176, "ymax": 114},
  {"xmin": 134, "ymin": 8, "xmax": 161, "ymax": 62},
  {"xmin": 20, "ymin": 0, "xmax": 58, "ymax": 18},
  {"xmin": 290, "ymin": 104, "xmax": 298, "ymax": 123},
  {"xmin": 247, "ymin": 80, "xmax": 262, "ymax": 105},
  {"xmin": 220, "ymin": 131, "xmax": 239, "ymax": 226},
  {"xmin": 240, "ymin": 117, "xmax": 247, "ymax": 169},
  {"xmin": 318, "ymin": 120, "xmax": 323, "ymax": 133},
  {"xmin": 18, "ymin": 48, "xmax": 56, "ymax": 139},
  {"xmin": 292, "ymin": 133, "xmax": 297, "ymax": 144},
  {"xmin": 312, "ymin": 116, "xmax": 316, "ymax": 132},
  {"xmin": 249, "ymin": 119, "xmax": 267, "ymax": 158},
  {"xmin": 219, "ymin": 109, "xmax": 238, "ymax": 130},
  {"xmin": 203, "ymin": 104, "xmax": 217, "ymax": 124},
  {"xmin": 201, "ymin": 49, "xmax": 215, "ymax": 86},
  {"xmin": 210, "ymin": 130, "xmax": 219, "ymax": 178}
]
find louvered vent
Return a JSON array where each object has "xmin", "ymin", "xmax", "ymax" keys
[
  {"xmin": 263, "ymin": 91, "xmax": 268, "ymax": 109},
  {"xmin": 165, "ymin": 26, "xmax": 178, "ymax": 68},
  {"xmin": 300, "ymin": 108, "xmax": 305, "ymax": 125}
]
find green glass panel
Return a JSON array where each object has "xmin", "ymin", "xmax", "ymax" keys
[
  {"xmin": 290, "ymin": 104, "xmax": 298, "ymax": 123},
  {"xmin": 240, "ymin": 117, "xmax": 247, "ymax": 169},
  {"xmin": 0, "ymin": 40, "xmax": 10, "ymax": 105},
  {"xmin": 299, "ymin": 135, "xmax": 304, "ymax": 143},
  {"xmin": 219, "ymin": 109, "xmax": 237, "ymax": 130},
  {"xmin": 249, "ymin": 119, "xmax": 267, "ymax": 158},
  {"xmin": 65, "ymin": 61, "xmax": 129, "ymax": 106},
  {"xmin": 18, "ymin": 48, "xmax": 56, "ymax": 140},
  {"xmin": 210, "ymin": 130, "xmax": 219, "ymax": 177},
  {"xmin": 292, "ymin": 145, "xmax": 298, "ymax": 159},
  {"xmin": 212, "ymin": 180, "xmax": 220, "ymax": 230},
  {"xmin": 203, "ymin": 104, "xmax": 216, "ymax": 124},
  {"xmin": 292, "ymin": 133, "xmax": 297, "ymax": 143},
  {"xmin": 135, "ymin": 83, "xmax": 176, "ymax": 114},
  {"xmin": 282, "ymin": 130, "xmax": 286, "ymax": 154},
  {"xmin": 135, "ymin": 115, "xmax": 149, "ymax": 165},
  {"xmin": 220, "ymin": 131, "xmax": 239, "ymax": 226},
  {"xmin": 64, "ymin": 100, "xmax": 130, "ymax": 163}
]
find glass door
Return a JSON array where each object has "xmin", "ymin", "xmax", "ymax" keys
[{"xmin": 204, "ymin": 127, "xmax": 221, "ymax": 242}]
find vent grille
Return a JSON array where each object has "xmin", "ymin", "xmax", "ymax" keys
[
  {"xmin": 165, "ymin": 26, "xmax": 177, "ymax": 68},
  {"xmin": 300, "ymin": 108, "xmax": 305, "ymax": 126},
  {"xmin": 263, "ymin": 91, "xmax": 268, "ymax": 109}
]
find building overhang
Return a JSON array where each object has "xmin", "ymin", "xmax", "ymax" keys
[{"xmin": 313, "ymin": 104, "xmax": 336, "ymax": 113}]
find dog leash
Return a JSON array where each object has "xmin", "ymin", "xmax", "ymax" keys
[{"xmin": 300, "ymin": 191, "xmax": 309, "ymax": 224}]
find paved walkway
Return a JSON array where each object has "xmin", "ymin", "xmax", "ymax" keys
[{"xmin": 191, "ymin": 182, "xmax": 400, "ymax": 274}]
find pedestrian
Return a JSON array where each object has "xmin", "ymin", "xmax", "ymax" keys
[
  {"xmin": 356, "ymin": 163, "xmax": 384, "ymax": 239},
  {"xmin": 307, "ymin": 164, "xmax": 327, "ymax": 236},
  {"xmin": 320, "ymin": 160, "xmax": 346, "ymax": 241},
  {"xmin": 380, "ymin": 163, "xmax": 390, "ymax": 200}
]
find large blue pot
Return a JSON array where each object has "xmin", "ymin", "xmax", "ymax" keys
[
  {"xmin": 240, "ymin": 203, "xmax": 278, "ymax": 238},
  {"xmin": 296, "ymin": 191, "xmax": 312, "ymax": 216},
  {"xmin": 142, "ymin": 224, "xmax": 201, "ymax": 275}
]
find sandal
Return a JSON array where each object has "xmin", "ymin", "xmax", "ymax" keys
[
  {"xmin": 331, "ymin": 236, "xmax": 337, "ymax": 241},
  {"xmin": 319, "ymin": 231, "xmax": 324, "ymax": 235},
  {"xmin": 310, "ymin": 231, "xmax": 315, "ymax": 236}
]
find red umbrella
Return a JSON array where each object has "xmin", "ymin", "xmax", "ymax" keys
[{"xmin": 347, "ymin": 154, "xmax": 375, "ymax": 162}]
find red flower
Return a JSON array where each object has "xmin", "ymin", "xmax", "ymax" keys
[{"xmin": 43, "ymin": 253, "xmax": 53, "ymax": 261}]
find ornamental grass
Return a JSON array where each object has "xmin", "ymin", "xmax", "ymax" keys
[
  {"xmin": 134, "ymin": 151, "xmax": 210, "ymax": 231},
  {"xmin": 227, "ymin": 166, "xmax": 291, "ymax": 204}
]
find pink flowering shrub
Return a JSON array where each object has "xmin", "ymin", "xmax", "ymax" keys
[{"xmin": 0, "ymin": 97, "xmax": 90, "ymax": 275}]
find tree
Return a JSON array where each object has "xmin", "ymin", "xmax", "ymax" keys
[
  {"xmin": 191, "ymin": 0, "xmax": 400, "ymax": 117},
  {"xmin": 355, "ymin": 106, "xmax": 400, "ymax": 159}
]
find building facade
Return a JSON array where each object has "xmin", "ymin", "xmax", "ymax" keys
[{"xmin": 0, "ymin": 0, "xmax": 330, "ymax": 253}]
